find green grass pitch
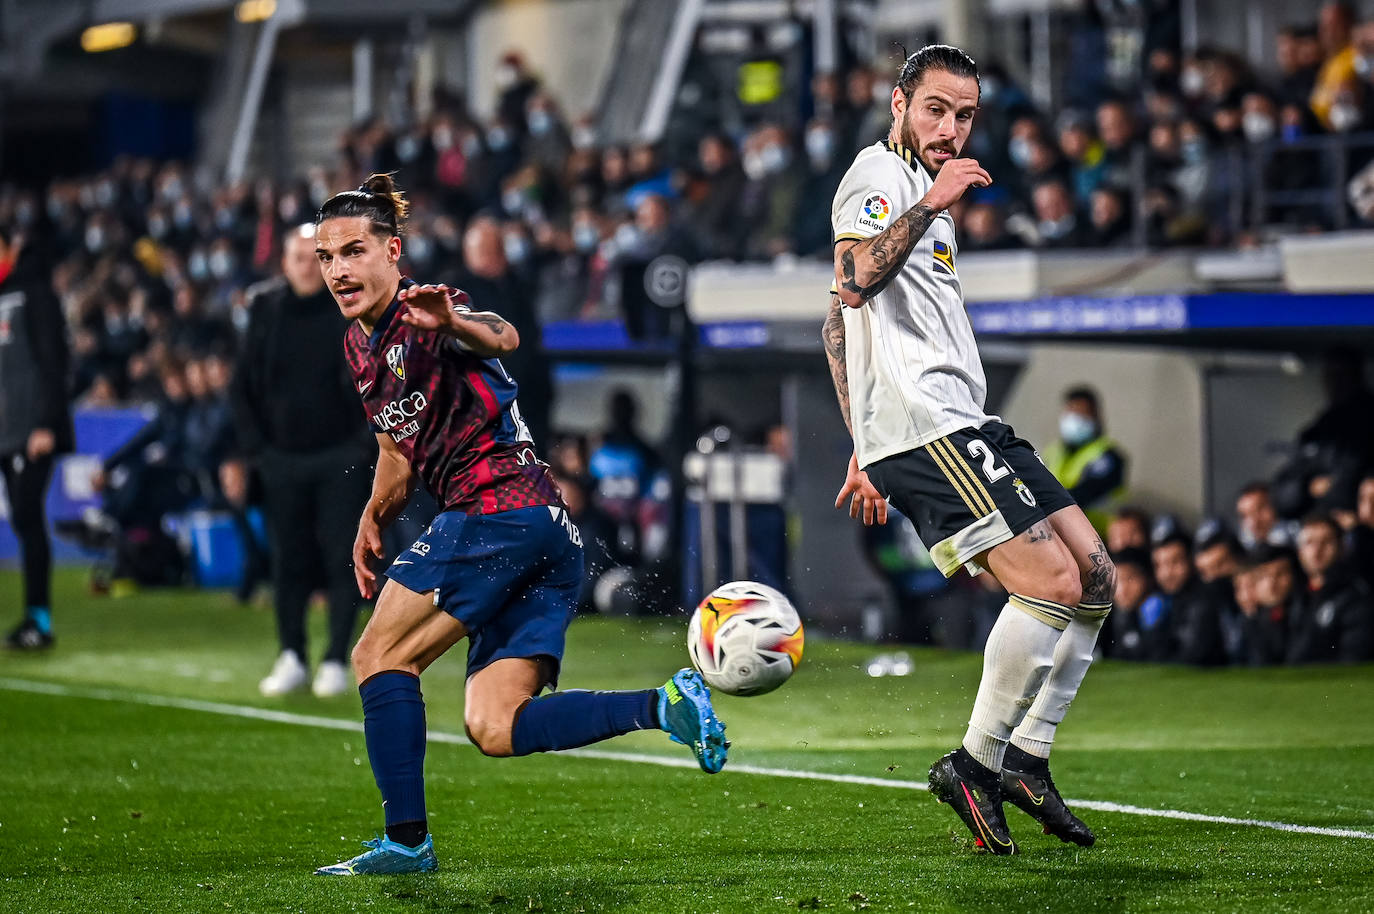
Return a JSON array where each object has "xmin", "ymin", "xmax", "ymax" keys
[{"xmin": 1, "ymin": 569, "xmax": 1372, "ymax": 913}]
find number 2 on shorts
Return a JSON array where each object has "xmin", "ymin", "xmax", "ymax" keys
[{"xmin": 966, "ymin": 439, "xmax": 1010, "ymax": 483}]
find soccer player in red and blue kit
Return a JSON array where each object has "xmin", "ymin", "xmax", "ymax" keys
[{"xmin": 311, "ymin": 174, "xmax": 728, "ymax": 876}]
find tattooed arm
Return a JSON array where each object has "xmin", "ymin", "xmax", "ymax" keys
[
  {"xmin": 832, "ymin": 204, "xmax": 938, "ymax": 309},
  {"xmin": 822, "ymin": 292, "xmax": 888, "ymax": 525},
  {"xmin": 833, "ymin": 156, "xmax": 992, "ymax": 309},
  {"xmin": 822, "ymin": 293, "xmax": 852, "ymax": 435},
  {"xmin": 398, "ymin": 283, "xmax": 520, "ymax": 357}
]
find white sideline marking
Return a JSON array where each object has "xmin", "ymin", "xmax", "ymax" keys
[{"xmin": 3, "ymin": 676, "xmax": 1372, "ymax": 842}]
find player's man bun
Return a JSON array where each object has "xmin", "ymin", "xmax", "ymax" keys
[
  {"xmin": 316, "ymin": 172, "xmax": 409, "ymax": 237},
  {"xmin": 896, "ymin": 44, "xmax": 980, "ymax": 99}
]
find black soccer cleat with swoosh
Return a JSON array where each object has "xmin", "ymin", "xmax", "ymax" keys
[
  {"xmin": 1000, "ymin": 760, "xmax": 1096, "ymax": 847},
  {"xmin": 928, "ymin": 749, "xmax": 1018, "ymax": 855}
]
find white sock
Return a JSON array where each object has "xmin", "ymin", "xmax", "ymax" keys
[
  {"xmin": 961, "ymin": 596, "xmax": 1069, "ymax": 773},
  {"xmin": 1009, "ymin": 602, "xmax": 1111, "ymax": 760}
]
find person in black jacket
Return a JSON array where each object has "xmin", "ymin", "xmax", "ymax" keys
[
  {"xmin": 0, "ymin": 227, "xmax": 74, "ymax": 650},
  {"xmin": 225, "ymin": 225, "xmax": 375, "ymax": 698},
  {"xmin": 1289, "ymin": 512, "xmax": 1374, "ymax": 663},
  {"xmin": 446, "ymin": 215, "xmax": 552, "ymax": 450}
]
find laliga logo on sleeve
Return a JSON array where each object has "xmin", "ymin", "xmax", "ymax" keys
[
  {"xmin": 386, "ymin": 343, "xmax": 406, "ymax": 380},
  {"xmin": 855, "ymin": 191, "xmax": 892, "ymax": 233}
]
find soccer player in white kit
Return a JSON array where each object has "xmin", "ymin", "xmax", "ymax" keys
[{"xmin": 823, "ymin": 45, "xmax": 1115, "ymax": 854}]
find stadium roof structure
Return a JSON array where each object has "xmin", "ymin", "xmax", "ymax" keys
[{"xmin": 0, "ymin": 0, "xmax": 477, "ymax": 80}]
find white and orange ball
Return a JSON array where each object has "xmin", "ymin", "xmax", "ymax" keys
[{"xmin": 687, "ymin": 581, "xmax": 804, "ymax": 696}]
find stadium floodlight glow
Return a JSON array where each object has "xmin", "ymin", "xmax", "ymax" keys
[
  {"xmin": 235, "ymin": 0, "xmax": 277, "ymax": 22},
  {"xmin": 80, "ymin": 22, "xmax": 137, "ymax": 53}
]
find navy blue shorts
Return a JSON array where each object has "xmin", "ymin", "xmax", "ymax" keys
[{"xmin": 385, "ymin": 504, "xmax": 584, "ymax": 686}]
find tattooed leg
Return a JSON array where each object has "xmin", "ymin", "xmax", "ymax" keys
[{"xmin": 1007, "ymin": 506, "xmax": 1115, "ymax": 761}]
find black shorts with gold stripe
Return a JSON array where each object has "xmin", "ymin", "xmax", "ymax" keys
[{"xmin": 864, "ymin": 421, "xmax": 1077, "ymax": 578}]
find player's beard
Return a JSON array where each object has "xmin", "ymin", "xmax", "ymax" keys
[{"xmin": 901, "ymin": 109, "xmax": 958, "ymax": 174}]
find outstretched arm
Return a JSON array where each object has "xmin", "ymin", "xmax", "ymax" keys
[{"xmin": 399, "ymin": 284, "xmax": 520, "ymax": 358}]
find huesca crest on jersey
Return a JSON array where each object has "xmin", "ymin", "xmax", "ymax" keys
[{"xmin": 386, "ymin": 342, "xmax": 406, "ymax": 380}]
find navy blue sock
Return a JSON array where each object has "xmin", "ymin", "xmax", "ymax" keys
[
  {"xmin": 510, "ymin": 689, "xmax": 658, "ymax": 756},
  {"xmin": 359, "ymin": 672, "xmax": 428, "ymax": 842}
]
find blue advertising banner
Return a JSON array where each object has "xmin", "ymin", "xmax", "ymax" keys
[{"xmin": 0, "ymin": 407, "xmax": 152, "ymax": 564}]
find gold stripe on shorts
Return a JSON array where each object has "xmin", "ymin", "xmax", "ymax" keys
[
  {"xmin": 925, "ymin": 438, "xmax": 986, "ymax": 517},
  {"xmin": 930, "ymin": 437, "xmax": 993, "ymax": 516},
  {"xmin": 934, "ymin": 437, "xmax": 996, "ymax": 516}
]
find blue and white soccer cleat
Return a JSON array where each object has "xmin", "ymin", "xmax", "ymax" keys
[
  {"xmin": 314, "ymin": 834, "xmax": 439, "ymax": 876},
  {"xmin": 657, "ymin": 668, "xmax": 729, "ymax": 774}
]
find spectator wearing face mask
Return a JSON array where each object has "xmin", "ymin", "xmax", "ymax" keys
[
  {"xmin": 796, "ymin": 118, "xmax": 848, "ymax": 255},
  {"xmin": 1043, "ymin": 386, "xmax": 1128, "ymax": 537},
  {"xmin": 1288, "ymin": 512, "xmax": 1374, "ymax": 663},
  {"xmin": 523, "ymin": 91, "xmax": 571, "ymax": 174},
  {"xmin": 1309, "ymin": 2, "xmax": 1360, "ymax": 131},
  {"xmin": 738, "ymin": 123, "xmax": 803, "ymax": 259},
  {"xmin": 1234, "ymin": 481, "xmax": 1297, "ymax": 550},
  {"xmin": 532, "ymin": 213, "xmax": 593, "ymax": 323},
  {"xmin": 1339, "ymin": 18, "xmax": 1374, "ymax": 157}
]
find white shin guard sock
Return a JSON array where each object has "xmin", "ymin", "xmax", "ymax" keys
[
  {"xmin": 1009, "ymin": 602, "xmax": 1111, "ymax": 760},
  {"xmin": 961, "ymin": 597, "xmax": 1068, "ymax": 773}
]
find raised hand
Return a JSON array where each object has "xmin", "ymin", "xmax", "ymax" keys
[{"xmin": 921, "ymin": 157, "xmax": 993, "ymax": 212}]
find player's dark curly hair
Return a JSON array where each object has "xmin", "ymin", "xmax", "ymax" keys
[
  {"xmin": 895, "ymin": 44, "xmax": 980, "ymax": 99},
  {"xmin": 316, "ymin": 172, "xmax": 409, "ymax": 237}
]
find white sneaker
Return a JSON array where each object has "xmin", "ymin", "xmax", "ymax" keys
[
  {"xmin": 312, "ymin": 659, "xmax": 351, "ymax": 697},
  {"xmin": 259, "ymin": 650, "xmax": 309, "ymax": 696}
]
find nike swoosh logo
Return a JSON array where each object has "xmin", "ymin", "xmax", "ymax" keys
[
  {"xmin": 392, "ymin": 559, "xmax": 413, "ymax": 566},
  {"xmin": 962, "ymin": 783, "xmax": 1014, "ymax": 849},
  {"xmin": 358, "ymin": 380, "xmax": 373, "ymax": 393},
  {"xmin": 1018, "ymin": 780, "xmax": 1045, "ymax": 806}
]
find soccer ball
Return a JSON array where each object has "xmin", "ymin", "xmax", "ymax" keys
[{"xmin": 687, "ymin": 581, "xmax": 804, "ymax": 696}]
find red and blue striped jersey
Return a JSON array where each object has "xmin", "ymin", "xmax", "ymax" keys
[{"xmin": 342, "ymin": 283, "xmax": 563, "ymax": 515}]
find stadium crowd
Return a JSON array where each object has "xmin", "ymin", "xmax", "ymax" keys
[
  {"xmin": 1, "ymin": 11, "xmax": 1373, "ymax": 664},
  {"xmin": 6, "ymin": 2, "xmax": 1374, "ymax": 402}
]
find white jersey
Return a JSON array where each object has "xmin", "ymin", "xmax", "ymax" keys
[{"xmin": 831, "ymin": 140, "xmax": 996, "ymax": 468}]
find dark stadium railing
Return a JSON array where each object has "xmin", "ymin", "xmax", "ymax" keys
[{"xmin": 1248, "ymin": 130, "xmax": 1374, "ymax": 232}]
